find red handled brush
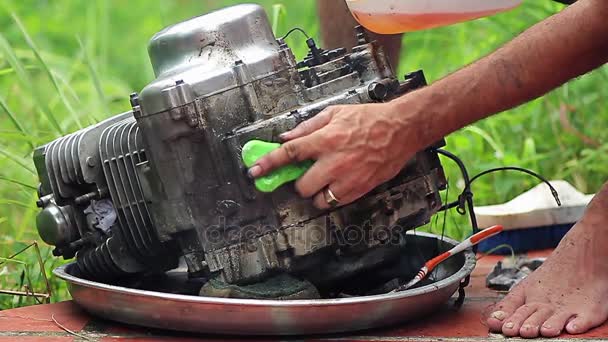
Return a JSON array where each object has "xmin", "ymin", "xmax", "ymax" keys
[{"xmin": 391, "ymin": 225, "xmax": 504, "ymax": 292}]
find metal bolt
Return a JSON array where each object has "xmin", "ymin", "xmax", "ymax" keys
[
  {"xmin": 86, "ymin": 157, "xmax": 96, "ymax": 167},
  {"xmin": 216, "ymin": 200, "xmax": 240, "ymax": 217},
  {"xmin": 36, "ymin": 195, "xmax": 50, "ymax": 208},
  {"xmin": 368, "ymin": 82, "xmax": 388, "ymax": 101},
  {"xmin": 276, "ymin": 38, "xmax": 287, "ymax": 48},
  {"xmin": 74, "ymin": 190, "xmax": 99, "ymax": 205},
  {"xmin": 129, "ymin": 92, "xmax": 139, "ymax": 107},
  {"xmin": 355, "ymin": 25, "xmax": 368, "ymax": 45},
  {"xmin": 246, "ymin": 242, "xmax": 257, "ymax": 253}
]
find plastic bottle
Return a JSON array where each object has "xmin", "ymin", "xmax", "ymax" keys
[{"xmin": 345, "ymin": 0, "xmax": 522, "ymax": 34}]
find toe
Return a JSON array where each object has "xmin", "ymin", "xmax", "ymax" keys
[
  {"xmin": 519, "ymin": 307, "xmax": 553, "ymax": 338},
  {"xmin": 502, "ymin": 304, "xmax": 538, "ymax": 337},
  {"xmin": 540, "ymin": 311, "xmax": 574, "ymax": 337},
  {"xmin": 487, "ymin": 289, "xmax": 525, "ymax": 332},
  {"xmin": 566, "ymin": 313, "xmax": 606, "ymax": 335}
]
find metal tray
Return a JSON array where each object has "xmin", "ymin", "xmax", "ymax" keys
[{"xmin": 53, "ymin": 232, "xmax": 476, "ymax": 335}]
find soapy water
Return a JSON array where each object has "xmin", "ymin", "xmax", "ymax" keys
[{"xmin": 351, "ymin": 8, "xmax": 514, "ymax": 34}]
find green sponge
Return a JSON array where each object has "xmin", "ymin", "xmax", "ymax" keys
[{"xmin": 242, "ymin": 140, "xmax": 312, "ymax": 193}]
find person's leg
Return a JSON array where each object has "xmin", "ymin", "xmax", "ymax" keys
[
  {"xmin": 486, "ymin": 181, "xmax": 608, "ymax": 338},
  {"xmin": 316, "ymin": 0, "xmax": 403, "ymax": 69}
]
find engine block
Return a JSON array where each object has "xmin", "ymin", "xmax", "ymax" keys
[{"xmin": 34, "ymin": 4, "xmax": 447, "ymax": 298}]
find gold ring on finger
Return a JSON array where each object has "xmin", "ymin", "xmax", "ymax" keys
[{"xmin": 324, "ymin": 187, "xmax": 340, "ymax": 208}]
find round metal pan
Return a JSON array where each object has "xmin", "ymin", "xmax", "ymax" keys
[{"xmin": 53, "ymin": 232, "xmax": 476, "ymax": 335}]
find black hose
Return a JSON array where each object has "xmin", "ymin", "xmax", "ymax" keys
[
  {"xmin": 281, "ymin": 27, "xmax": 310, "ymax": 40},
  {"xmin": 434, "ymin": 149, "xmax": 479, "ymax": 236}
]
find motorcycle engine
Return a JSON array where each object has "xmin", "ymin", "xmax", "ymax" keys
[{"xmin": 33, "ymin": 4, "xmax": 447, "ymax": 299}]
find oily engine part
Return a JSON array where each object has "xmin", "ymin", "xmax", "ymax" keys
[{"xmin": 33, "ymin": 4, "xmax": 447, "ymax": 298}]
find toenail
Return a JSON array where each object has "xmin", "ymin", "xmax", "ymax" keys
[
  {"xmin": 522, "ymin": 324, "xmax": 532, "ymax": 330},
  {"xmin": 491, "ymin": 311, "xmax": 506, "ymax": 320},
  {"xmin": 542, "ymin": 323, "xmax": 552, "ymax": 329},
  {"xmin": 505, "ymin": 322, "xmax": 514, "ymax": 329}
]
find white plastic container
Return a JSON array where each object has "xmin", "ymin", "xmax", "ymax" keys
[{"xmin": 346, "ymin": 0, "xmax": 522, "ymax": 34}]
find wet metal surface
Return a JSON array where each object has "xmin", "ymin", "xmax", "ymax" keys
[
  {"xmin": 5, "ymin": 249, "xmax": 602, "ymax": 341},
  {"xmin": 53, "ymin": 232, "xmax": 476, "ymax": 335}
]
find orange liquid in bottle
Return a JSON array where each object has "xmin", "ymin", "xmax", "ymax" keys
[{"xmin": 352, "ymin": 8, "xmax": 509, "ymax": 34}]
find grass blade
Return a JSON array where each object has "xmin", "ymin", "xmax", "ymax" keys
[
  {"xmin": 0, "ymin": 65, "xmax": 37, "ymax": 76},
  {"xmin": 0, "ymin": 176, "xmax": 36, "ymax": 190},
  {"xmin": 0, "ymin": 38, "xmax": 29, "ymax": 86},
  {"xmin": 0, "ymin": 199, "xmax": 33, "ymax": 209},
  {"xmin": 51, "ymin": 46, "xmax": 86, "ymax": 107},
  {"xmin": 0, "ymin": 95, "xmax": 33, "ymax": 149},
  {"xmin": 46, "ymin": 46, "xmax": 94, "ymax": 124},
  {"xmin": 464, "ymin": 126, "xmax": 505, "ymax": 159},
  {"xmin": 0, "ymin": 148, "xmax": 35, "ymax": 174},
  {"xmin": 77, "ymin": 36, "xmax": 110, "ymax": 115},
  {"xmin": 99, "ymin": 0, "xmax": 109, "ymax": 75},
  {"xmin": 0, "ymin": 33, "xmax": 64, "ymax": 135},
  {"xmin": 11, "ymin": 13, "xmax": 83, "ymax": 129},
  {"xmin": 0, "ymin": 131, "xmax": 39, "ymax": 146},
  {"xmin": 0, "ymin": 257, "xmax": 26, "ymax": 265},
  {"xmin": 271, "ymin": 4, "xmax": 286, "ymax": 36}
]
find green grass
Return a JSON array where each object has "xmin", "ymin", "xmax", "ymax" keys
[{"xmin": 0, "ymin": 0, "xmax": 606, "ymax": 308}]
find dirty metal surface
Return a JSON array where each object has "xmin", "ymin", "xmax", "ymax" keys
[
  {"xmin": 52, "ymin": 233, "xmax": 474, "ymax": 335},
  {"xmin": 2, "ymin": 250, "xmax": 608, "ymax": 341}
]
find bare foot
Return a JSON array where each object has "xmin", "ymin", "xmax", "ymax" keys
[{"xmin": 486, "ymin": 215, "xmax": 608, "ymax": 338}]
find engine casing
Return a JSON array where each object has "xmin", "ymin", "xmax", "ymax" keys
[{"xmin": 34, "ymin": 4, "xmax": 447, "ymax": 295}]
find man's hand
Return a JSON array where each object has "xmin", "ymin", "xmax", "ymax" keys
[
  {"xmin": 249, "ymin": 0, "xmax": 608, "ymax": 212},
  {"xmin": 248, "ymin": 102, "xmax": 420, "ymax": 209}
]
